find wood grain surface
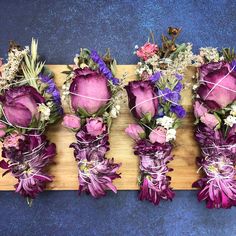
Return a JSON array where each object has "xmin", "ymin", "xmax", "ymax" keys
[{"xmin": 0, "ymin": 65, "xmax": 200, "ymax": 191}]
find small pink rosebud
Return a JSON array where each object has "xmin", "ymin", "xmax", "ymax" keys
[
  {"xmin": 86, "ymin": 117, "xmax": 105, "ymax": 136},
  {"xmin": 62, "ymin": 114, "xmax": 81, "ymax": 129},
  {"xmin": 200, "ymin": 113, "xmax": 219, "ymax": 129},
  {"xmin": 149, "ymin": 126, "xmax": 167, "ymax": 144},
  {"xmin": 193, "ymin": 101, "xmax": 208, "ymax": 118},
  {"xmin": 125, "ymin": 124, "xmax": 145, "ymax": 141}
]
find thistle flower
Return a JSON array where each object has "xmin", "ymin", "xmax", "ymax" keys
[
  {"xmin": 0, "ymin": 133, "xmax": 56, "ymax": 199},
  {"xmin": 193, "ymin": 125, "xmax": 236, "ymax": 208},
  {"xmin": 70, "ymin": 126, "xmax": 121, "ymax": 198},
  {"xmin": 134, "ymin": 139, "xmax": 174, "ymax": 205}
]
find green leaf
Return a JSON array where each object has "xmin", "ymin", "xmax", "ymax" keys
[
  {"xmin": 139, "ymin": 132, "xmax": 146, "ymax": 139},
  {"xmin": 77, "ymin": 107, "xmax": 90, "ymax": 118}
]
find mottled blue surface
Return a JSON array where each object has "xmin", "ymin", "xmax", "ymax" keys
[{"xmin": 0, "ymin": 1, "xmax": 236, "ymax": 235}]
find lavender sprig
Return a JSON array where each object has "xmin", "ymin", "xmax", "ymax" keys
[{"xmin": 90, "ymin": 50, "xmax": 119, "ymax": 85}]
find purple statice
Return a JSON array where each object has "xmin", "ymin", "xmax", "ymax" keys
[
  {"xmin": 0, "ymin": 132, "xmax": 56, "ymax": 199},
  {"xmin": 174, "ymin": 81, "xmax": 183, "ymax": 92},
  {"xmin": 231, "ymin": 60, "xmax": 236, "ymax": 72},
  {"xmin": 175, "ymin": 73, "xmax": 183, "ymax": 80},
  {"xmin": 70, "ymin": 125, "xmax": 121, "ymax": 198},
  {"xmin": 39, "ymin": 74, "xmax": 63, "ymax": 116},
  {"xmin": 134, "ymin": 139, "xmax": 174, "ymax": 205},
  {"xmin": 159, "ymin": 88, "xmax": 180, "ymax": 103},
  {"xmin": 170, "ymin": 105, "xmax": 186, "ymax": 118},
  {"xmin": 150, "ymin": 71, "xmax": 162, "ymax": 83},
  {"xmin": 193, "ymin": 125, "xmax": 236, "ymax": 208},
  {"xmin": 90, "ymin": 50, "xmax": 119, "ymax": 85}
]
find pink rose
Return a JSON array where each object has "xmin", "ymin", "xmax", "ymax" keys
[
  {"xmin": 125, "ymin": 124, "xmax": 145, "ymax": 141},
  {"xmin": 86, "ymin": 118, "xmax": 105, "ymax": 136},
  {"xmin": 200, "ymin": 113, "xmax": 219, "ymax": 129},
  {"xmin": 125, "ymin": 80, "xmax": 158, "ymax": 119},
  {"xmin": 62, "ymin": 114, "xmax": 81, "ymax": 129},
  {"xmin": 0, "ymin": 121, "xmax": 7, "ymax": 137},
  {"xmin": 69, "ymin": 68, "xmax": 111, "ymax": 114},
  {"xmin": 136, "ymin": 42, "xmax": 158, "ymax": 61},
  {"xmin": 197, "ymin": 62, "xmax": 236, "ymax": 109},
  {"xmin": 193, "ymin": 101, "xmax": 208, "ymax": 118},
  {"xmin": 149, "ymin": 126, "xmax": 167, "ymax": 144}
]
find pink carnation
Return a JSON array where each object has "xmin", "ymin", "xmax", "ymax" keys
[{"xmin": 136, "ymin": 42, "xmax": 158, "ymax": 61}]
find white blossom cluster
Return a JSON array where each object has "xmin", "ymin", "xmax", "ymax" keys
[
  {"xmin": 0, "ymin": 47, "xmax": 29, "ymax": 89},
  {"xmin": 156, "ymin": 116, "xmax": 176, "ymax": 142},
  {"xmin": 38, "ymin": 103, "xmax": 51, "ymax": 121},
  {"xmin": 109, "ymin": 90, "xmax": 123, "ymax": 118},
  {"xmin": 61, "ymin": 82, "xmax": 70, "ymax": 100},
  {"xmin": 193, "ymin": 47, "xmax": 224, "ymax": 66},
  {"xmin": 168, "ymin": 43, "xmax": 193, "ymax": 75},
  {"xmin": 135, "ymin": 43, "xmax": 193, "ymax": 80},
  {"xmin": 224, "ymin": 104, "xmax": 236, "ymax": 127}
]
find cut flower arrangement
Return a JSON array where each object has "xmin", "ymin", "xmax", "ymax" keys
[
  {"xmin": 192, "ymin": 47, "xmax": 236, "ymax": 208},
  {"xmin": 125, "ymin": 27, "xmax": 193, "ymax": 205},
  {"xmin": 0, "ymin": 40, "xmax": 63, "ymax": 205},
  {"xmin": 62, "ymin": 49, "xmax": 122, "ymax": 198}
]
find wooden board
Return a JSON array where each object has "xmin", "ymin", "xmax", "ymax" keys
[{"xmin": 0, "ymin": 65, "xmax": 200, "ymax": 191}]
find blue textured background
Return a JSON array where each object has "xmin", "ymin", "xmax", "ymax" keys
[{"xmin": 0, "ymin": 1, "xmax": 236, "ymax": 235}]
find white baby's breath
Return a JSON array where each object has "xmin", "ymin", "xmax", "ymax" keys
[
  {"xmin": 224, "ymin": 115, "xmax": 236, "ymax": 127},
  {"xmin": 38, "ymin": 104, "xmax": 51, "ymax": 121},
  {"xmin": 166, "ymin": 128, "xmax": 176, "ymax": 142},
  {"xmin": 156, "ymin": 116, "xmax": 174, "ymax": 129}
]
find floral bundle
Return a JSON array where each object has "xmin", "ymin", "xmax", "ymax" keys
[
  {"xmin": 192, "ymin": 48, "xmax": 236, "ymax": 208},
  {"xmin": 62, "ymin": 49, "xmax": 122, "ymax": 198},
  {"xmin": 125, "ymin": 27, "xmax": 193, "ymax": 205},
  {"xmin": 0, "ymin": 40, "xmax": 63, "ymax": 204}
]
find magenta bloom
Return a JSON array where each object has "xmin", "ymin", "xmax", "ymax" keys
[
  {"xmin": 70, "ymin": 125, "xmax": 121, "ymax": 198},
  {"xmin": 69, "ymin": 68, "xmax": 111, "ymax": 114},
  {"xmin": 134, "ymin": 139, "xmax": 174, "ymax": 205},
  {"xmin": 0, "ymin": 86, "xmax": 45, "ymax": 127},
  {"xmin": 197, "ymin": 62, "xmax": 236, "ymax": 109},
  {"xmin": 0, "ymin": 133, "xmax": 56, "ymax": 199},
  {"xmin": 125, "ymin": 80, "xmax": 158, "ymax": 119}
]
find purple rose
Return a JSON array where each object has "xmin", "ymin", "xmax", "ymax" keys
[
  {"xmin": 0, "ymin": 86, "xmax": 45, "ymax": 127},
  {"xmin": 197, "ymin": 62, "xmax": 236, "ymax": 109},
  {"xmin": 0, "ymin": 121, "xmax": 7, "ymax": 137},
  {"xmin": 125, "ymin": 81, "xmax": 158, "ymax": 119},
  {"xmin": 69, "ymin": 68, "xmax": 111, "ymax": 114}
]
